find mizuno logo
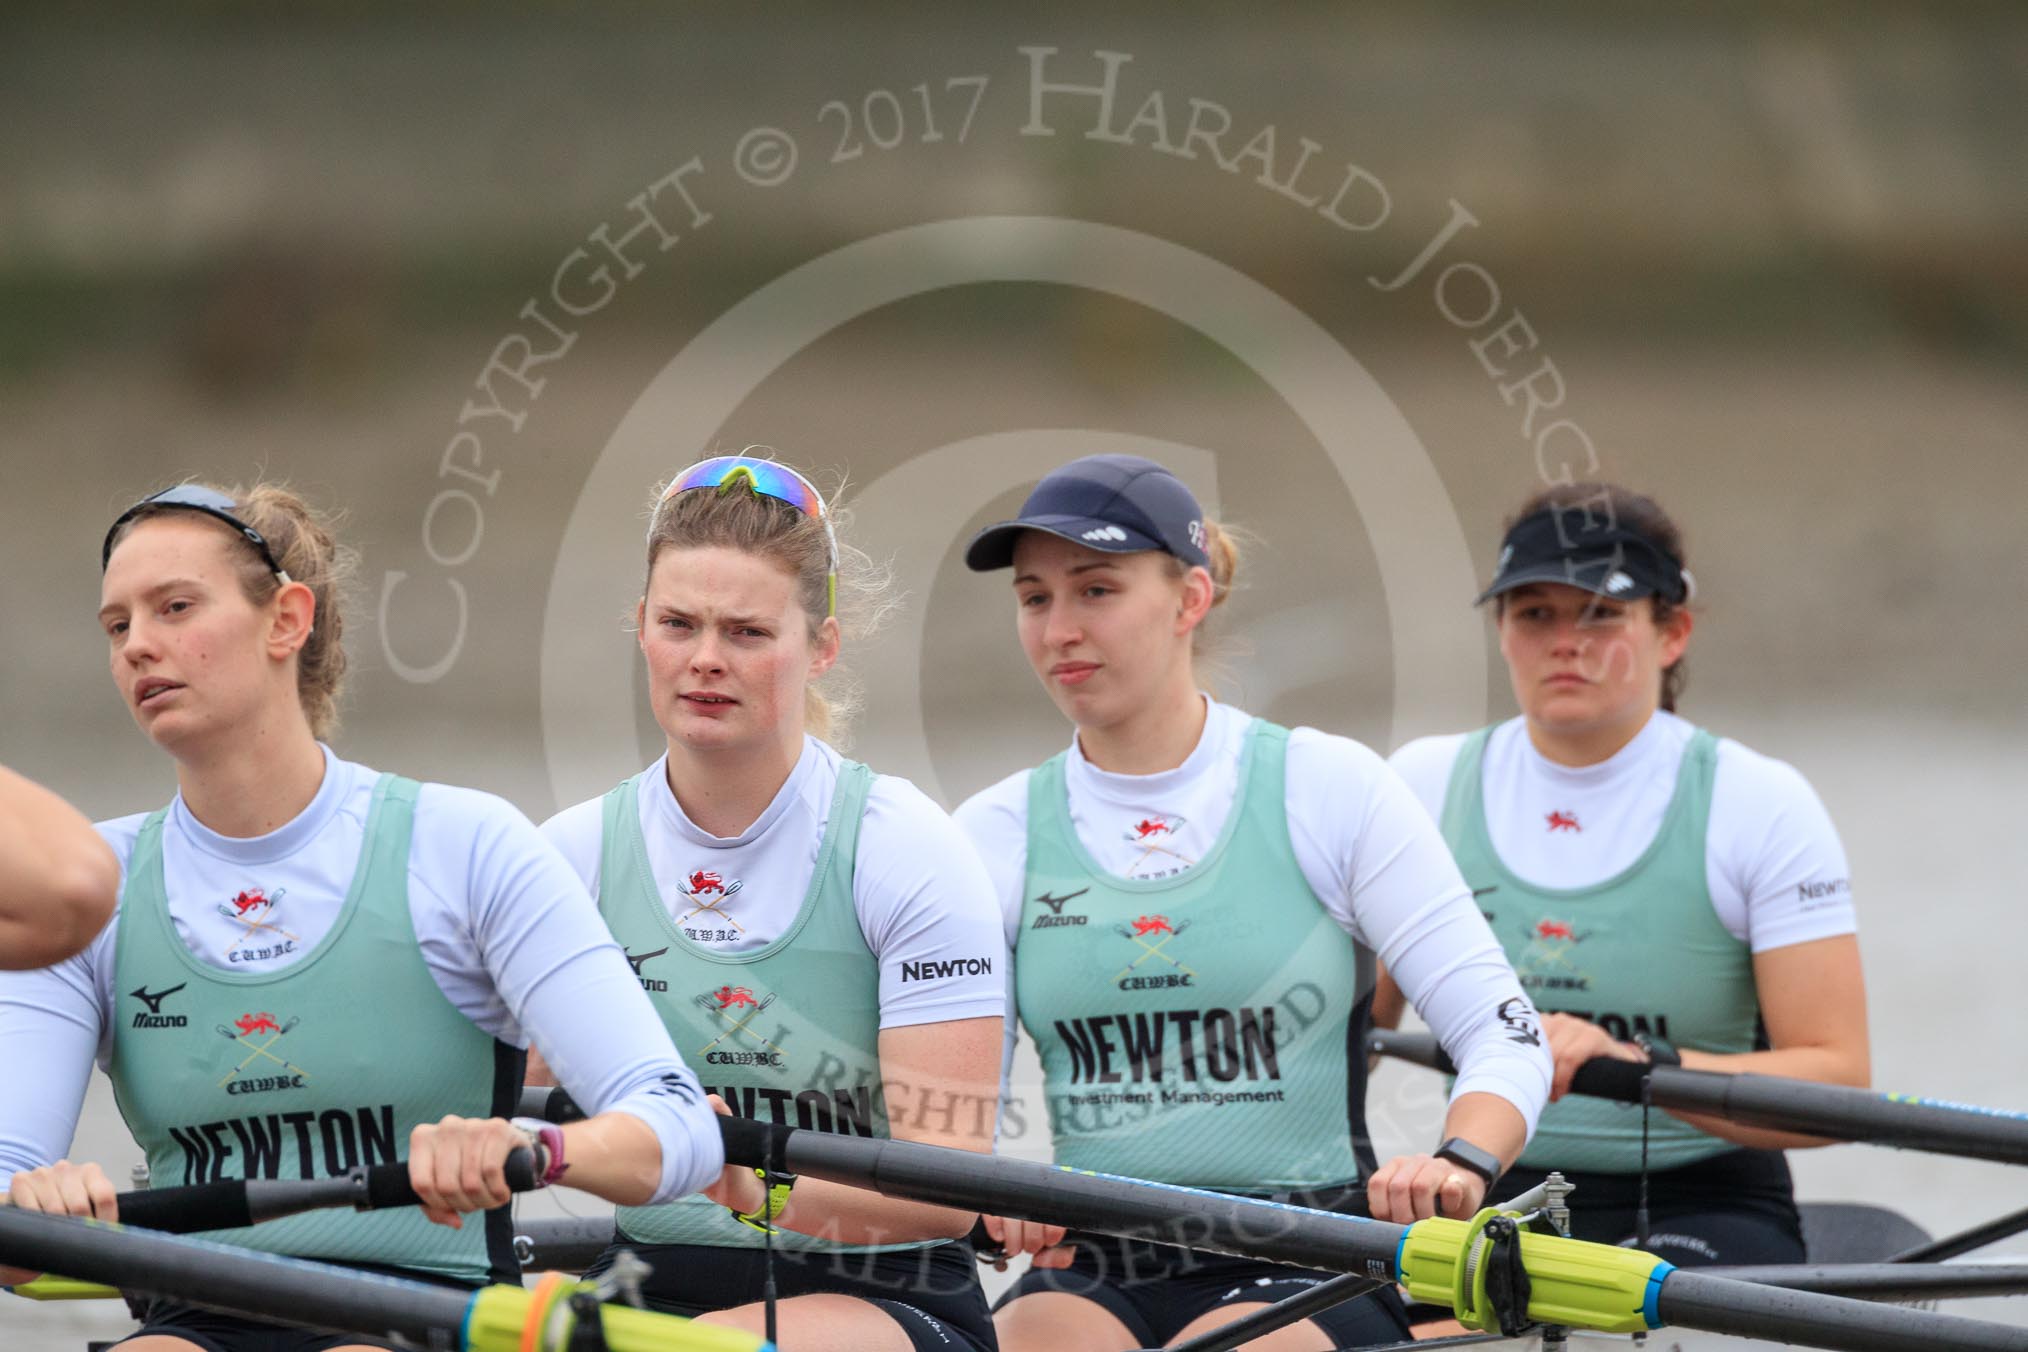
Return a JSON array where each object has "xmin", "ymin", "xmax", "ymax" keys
[
  {"xmin": 132, "ymin": 984, "xmax": 185, "ymax": 1015},
  {"xmin": 624, "ymin": 947, "xmax": 669, "ymax": 977},
  {"xmin": 1081, "ymin": 525, "xmax": 1127, "ymax": 542},
  {"xmin": 1035, "ymin": 889, "xmax": 1088, "ymax": 916},
  {"xmin": 1605, "ymin": 571, "xmax": 1635, "ymax": 594}
]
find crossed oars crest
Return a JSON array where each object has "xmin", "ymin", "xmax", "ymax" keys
[
  {"xmin": 677, "ymin": 870, "xmax": 745, "ymax": 932},
  {"xmin": 217, "ymin": 888, "xmax": 300, "ymax": 955},
  {"xmin": 693, "ymin": 987, "xmax": 785, "ymax": 1057},
  {"xmin": 1112, "ymin": 915, "xmax": 1196, "ymax": 983},
  {"xmin": 214, "ymin": 1012, "xmax": 311, "ymax": 1087},
  {"xmin": 1123, "ymin": 816, "xmax": 1195, "ymax": 873}
]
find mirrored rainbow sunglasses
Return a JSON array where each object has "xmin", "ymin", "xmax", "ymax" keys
[{"xmin": 655, "ymin": 454, "xmax": 839, "ymax": 616}]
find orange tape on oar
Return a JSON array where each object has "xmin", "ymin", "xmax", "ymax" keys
[{"xmin": 519, "ymin": 1271, "xmax": 572, "ymax": 1352}]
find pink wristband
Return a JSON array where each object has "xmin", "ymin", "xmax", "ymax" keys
[{"xmin": 510, "ymin": 1117, "xmax": 570, "ymax": 1187}]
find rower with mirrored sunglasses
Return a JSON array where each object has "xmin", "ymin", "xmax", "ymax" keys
[
  {"xmin": 1379, "ymin": 482, "xmax": 1868, "ymax": 1270},
  {"xmin": 0, "ymin": 482, "xmax": 728, "ymax": 1352},
  {"xmin": 531, "ymin": 451, "xmax": 1006, "ymax": 1352}
]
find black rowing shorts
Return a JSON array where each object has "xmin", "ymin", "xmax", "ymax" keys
[
  {"xmin": 588, "ymin": 1234, "xmax": 998, "ymax": 1352},
  {"xmin": 1491, "ymin": 1147, "xmax": 1805, "ymax": 1268},
  {"xmin": 998, "ymin": 1233, "xmax": 1412, "ymax": 1350}
]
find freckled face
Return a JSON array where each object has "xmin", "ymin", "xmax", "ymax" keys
[
  {"xmin": 638, "ymin": 545, "xmax": 837, "ymax": 754},
  {"xmin": 99, "ymin": 516, "xmax": 277, "ymax": 753}
]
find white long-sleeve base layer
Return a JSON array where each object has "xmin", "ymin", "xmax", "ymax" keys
[
  {"xmin": 1387, "ymin": 712, "xmax": 1857, "ymax": 953},
  {"xmin": 955, "ymin": 698, "xmax": 1553, "ymax": 1139},
  {"xmin": 0, "ymin": 747, "xmax": 724, "ymax": 1204}
]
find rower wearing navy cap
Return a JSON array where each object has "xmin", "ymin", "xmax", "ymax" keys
[
  {"xmin": 955, "ymin": 454, "xmax": 1552, "ymax": 1352},
  {"xmin": 1380, "ymin": 481, "xmax": 1869, "ymax": 1269}
]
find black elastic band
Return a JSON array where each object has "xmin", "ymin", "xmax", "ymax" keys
[{"xmin": 1479, "ymin": 1214, "xmax": 1534, "ymax": 1338}]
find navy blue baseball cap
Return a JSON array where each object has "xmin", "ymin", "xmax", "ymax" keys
[{"xmin": 965, "ymin": 454, "xmax": 1210, "ymax": 572}]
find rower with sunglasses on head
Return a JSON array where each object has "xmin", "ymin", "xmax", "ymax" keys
[
  {"xmin": 954, "ymin": 456, "xmax": 1552, "ymax": 1352},
  {"xmin": 0, "ymin": 483, "xmax": 727, "ymax": 1352},
  {"xmin": 533, "ymin": 453, "xmax": 1006, "ymax": 1352},
  {"xmin": 1379, "ymin": 482, "xmax": 1867, "ymax": 1269},
  {"xmin": 0, "ymin": 764, "xmax": 120, "ymax": 970}
]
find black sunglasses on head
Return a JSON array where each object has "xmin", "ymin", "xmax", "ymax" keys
[{"xmin": 101, "ymin": 485, "xmax": 291, "ymax": 583}]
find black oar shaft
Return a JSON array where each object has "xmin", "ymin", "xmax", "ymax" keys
[
  {"xmin": 1657, "ymin": 1268, "xmax": 2028, "ymax": 1351},
  {"xmin": 1892, "ymin": 1205, "xmax": 2028, "ymax": 1264},
  {"xmin": 727, "ymin": 1120, "xmax": 2028, "ymax": 1352},
  {"xmin": 0, "ymin": 1206, "xmax": 468, "ymax": 1351},
  {"xmin": 778, "ymin": 1130, "xmax": 1408, "ymax": 1274},
  {"xmin": 1163, "ymin": 1272, "xmax": 1386, "ymax": 1352},
  {"xmin": 519, "ymin": 1086, "xmax": 586, "ymax": 1124},
  {"xmin": 1701, "ymin": 1261, "xmax": 2028, "ymax": 1302},
  {"xmin": 1370, "ymin": 1029, "xmax": 2028, "ymax": 1167},
  {"xmin": 1627, "ymin": 1069, "xmax": 2028, "ymax": 1167}
]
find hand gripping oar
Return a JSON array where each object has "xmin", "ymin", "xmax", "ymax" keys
[
  {"xmin": 715, "ymin": 1116, "xmax": 2028, "ymax": 1352},
  {"xmin": 83, "ymin": 1146, "xmax": 546, "ymax": 1235},
  {"xmin": 1370, "ymin": 1028, "xmax": 2028, "ymax": 1167},
  {"xmin": 7, "ymin": 1148, "xmax": 546, "ymax": 1302},
  {"xmin": 0, "ymin": 1206, "xmax": 764, "ymax": 1352}
]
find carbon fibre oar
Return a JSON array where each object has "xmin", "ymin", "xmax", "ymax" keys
[
  {"xmin": 714, "ymin": 1117, "xmax": 2028, "ymax": 1352},
  {"xmin": 1695, "ymin": 1261, "xmax": 2028, "ymax": 1302},
  {"xmin": 11, "ymin": 1215, "xmax": 621, "ymax": 1303},
  {"xmin": 521, "ymin": 1084, "xmax": 588, "ymax": 1124},
  {"xmin": 1370, "ymin": 1028, "xmax": 2028, "ymax": 1167},
  {"xmin": 96, "ymin": 1147, "xmax": 541, "ymax": 1235},
  {"xmin": 0, "ymin": 1206, "xmax": 762, "ymax": 1352},
  {"xmin": 7, "ymin": 1148, "xmax": 543, "ymax": 1306}
]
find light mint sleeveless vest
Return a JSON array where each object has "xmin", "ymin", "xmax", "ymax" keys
[
  {"xmin": 596, "ymin": 761, "xmax": 921, "ymax": 1252},
  {"xmin": 108, "ymin": 776, "xmax": 520, "ymax": 1283},
  {"xmin": 1017, "ymin": 721, "xmax": 1374, "ymax": 1191},
  {"xmin": 1440, "ymin": 725, "xmax": 1760, "ymax": 1172}
]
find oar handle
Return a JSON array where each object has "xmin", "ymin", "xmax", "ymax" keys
[
  {"xmin": 1370, "ymin": 1028, "xmax": 2028, "ymax": 1167},
  {"xmin": 516, "ymin": 1084, "xmax": 587, "ymax": 1124},
  {"xmin": 112, "ymin": 1147, "xmax": 541, "ymax": 1234}
]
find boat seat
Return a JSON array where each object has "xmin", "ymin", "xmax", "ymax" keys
[{"xmin": 1800, "ymin": 1202, "xmax": 1932, "ymax": 1263}]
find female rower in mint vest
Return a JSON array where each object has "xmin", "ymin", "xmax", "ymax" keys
[
  {"xmin": 1379, "ymin": 481, "xmax": 1868, "ymax": 1268},
  {"xmin": 531, "ymin": 454, "xmax": 1006, "ymax": 1352},
  {"xmin": 954, "ymin": 455, "xmax": 1552, "ymax": 1352},
  {"xmin": 0, "ymin": 482, "xmax": 725, "ymax": 1352}
]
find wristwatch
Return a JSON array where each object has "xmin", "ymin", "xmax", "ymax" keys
[
  {"xmin": 508, "ymin": 1117, "xmax": 570, "ymax": 1188},
  {"xmin": 1632, "ymin": 1031, "xmax": 1682, "ymax": 1067},
  {"xmin": 1433, "ymin": 1136, "xmax": 1502, "ymax": 1188},
  {"xmin": 729, "ymin": 1169, "xmax": 798, "ymax": 1233}
]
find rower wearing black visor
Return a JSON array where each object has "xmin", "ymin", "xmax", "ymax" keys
[{"xmin": 1381, "ymin": 481, "xmax": 1869, "ymax": 1269}]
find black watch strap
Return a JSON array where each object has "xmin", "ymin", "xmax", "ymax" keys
[{"xmin": 1433, "ymin": 1136, "xmax": 1501, "ymax": 1187}]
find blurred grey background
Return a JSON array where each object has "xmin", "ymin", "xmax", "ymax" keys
[{"xmin": 3, "ymin": 4, "xmax": 2025, "ymax": 1345}]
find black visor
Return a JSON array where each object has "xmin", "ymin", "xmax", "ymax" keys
[{"xmin": 1476, "ymin": 505, "xmax": 1688, "ymax": 606}]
